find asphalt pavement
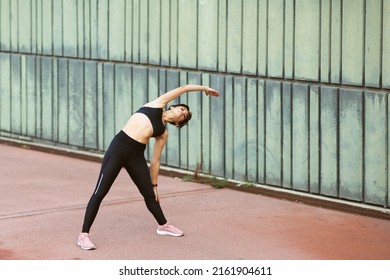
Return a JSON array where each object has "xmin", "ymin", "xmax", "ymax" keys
[{"xmin": 1, "ymin": 140, "xmax": 390, "ymax": 260}]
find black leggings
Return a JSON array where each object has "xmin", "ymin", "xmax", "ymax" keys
[{"xmin": 81, "ymin": 130, "xmax": 167, "ymax": 233}]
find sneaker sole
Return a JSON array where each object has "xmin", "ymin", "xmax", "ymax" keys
[
  {"xmin": 77, "ymin": 241, "xmax": 96, "ymax": 250},
  {"xmin": 156, "ymin": 229, "xmax": 184, "ymax": 237}
]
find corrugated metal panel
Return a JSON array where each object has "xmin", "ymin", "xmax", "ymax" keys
[
  {"xmin": 1, "ymin": 0, "xmax": 388, "ymax": 87},
  {"xmin": 265, "ymin": 81, "xmax": 282, "ymax": 186},
  {"xmin": 364, "ymin": 91, "xmax": 387, "ymax": 205},
  {"xmin": 383, "ymin": 0, "xmax": 390, "ymax": 88},
  {"xmin": 339, "ymin": 89, "xmax": 364, "ymax": 201},
  {"xmin": 309, "ymin": 86, "xmax": 320, "ymax": 194},
  {"xmin": 295, "ymin": 0, "xmax": 320, "ymax": 81},
  {"xmin": 292, "ymin": 84, "xmax": 309, "ymax": 191},
  {"xmin": 320, "ymin": 87, "xmax": 339, "ymax": 197},
  {"xmin": 342, "ymin": 0, "xmax": 364, "ymax": 85},
  {"xmin": 282, "ymin": 82, "xmax": 292, "ymax": 189},
  {"xmin": 0, "ymin": 0, "xmax": 389, "ymax": 208}
]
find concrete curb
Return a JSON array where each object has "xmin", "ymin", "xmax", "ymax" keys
[{"xmin": 1, "ymin": 135, "xmax": 389, "ymax": 221}]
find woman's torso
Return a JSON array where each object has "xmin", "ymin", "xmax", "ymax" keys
[{"xmin": 122, "ymin": 106, "xmax": 165, "ymax": 144}]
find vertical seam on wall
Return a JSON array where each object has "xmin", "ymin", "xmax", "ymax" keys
[
  {"xmin": 196, "ymin": 0, "xmax": 199, "ymax": 70},
  {"xmin": 95, "ymin": 61, "xmax": 99, "ymax": 149},
  {"xmin": 327, "ymin": 0, "xmax": 331, "ymax": 82},
  {"xmin": 39, "ymin": 0, "xmax": 42, "ymax": 54},
  {"xmin": 289, "ymin": 83, "xmax": 293, "ymax": 189},
  {"xmin": 282, "ymin": 0, "xmax": 285, "ymax": 78},
  {"xmin": 245, "ymin": 78, "xmax": 248, "ymax": 180},
  {"xmin": 386, "ymin": 93, "xmax": 389, "ymax": 207},
  {"xmin": 265, "ymin": 0, "xmax": 269, "ymax": 77},
  {"xmin": 107, "ymin": 0, "xmax": 110, "ymax": 60},
  {"xmin": 223, "ymin": 76, "xmax": 227, "ymax": 178},
  {"xmin": 83, "ymin": 61, "xmax": 86, "ymax": 147},
  {"xmin": 208, "ymin": 74, "xmax": 212, "ymax": 173},
  {"xmin": 88, "ymin": 0, "xmax": 91, "ymax": 58},
  {"xmin": 240, "ymin": 0, "xmax": 243, "ymax": 74},
  {"xmin": 255, "ymin": 79, "xmax": 259, "ymax": 182},
  {"xmin": 339, "ymin": 0, "xmax": 343, "ymax": 84},
  {"xmin": 264, "ymin": 80, "xmax": 267, "ymax": 183},
  {"xmin": 281, "ymin": 82, "xmax": 283, "ymax": 187},
  {"xmin": 123, "ymin": 0, "xmax": 127, "ymax": 61},
  {"xmin": 76, "ymin": 0, "xmax": 79, "ymax": 57},
  {"xmin": 32, "ymin": 56, "xmax": 35, "ymax": 137},
  {"xmin": 175, "ymin": 0, "xmax": 178, "ymax": 67},
  {"xmin": 137, "ymin": 1, "xmax": 141, "ymax": 63},
  {"xmin": 224, "ymin": 0, "xmax": 227, "ymax": 72},
  {"xmin": 20, "ymin": 55, "xmax": 23, "ymax": 135},
  {"xmin": 290, "ymin": 83, "xmax": 294, "ymax": 188},
  {"xmin": 9, "ymin": 53, "xmax": 13, "ymax": 133},
  {"xmin": 113, "ymin": 65, "xmax": 116, "ymax": 133},
  {"xmin": 362, "ymin": 91, "xmax": 366, "ymax": 203},
  {"xmin": 329, "ymin": 0, "xmax": 332, "ymax": 82},
  {"xmin": 336, "ymin": 88, "xmax": 340, "ymax": 197},
  {"xmin": 34, "ymin": 0, "xmax": 37, "ymax": 53},
  {"xmin": 308, "ymin": 85, "xmax": 311, "ymax": 192},
  {"xmin": 255, "ymin": 0, "xmax": 259, "ymax": 76},
  {"xmin": 158, "ymin": 0, "xmax": 162, "ymax": 65},
  {"xmin": 50, "ymin": 58, "xmax": 53, "ymax": 140},
  {"xmin": 318, "ymin": 86, "xmax": 322, "ymax": 195},
  {"xmin": 168, "ymin": 0, "xmax": 171, "ymax": 66},
  {"xmin": 8, "ymin": 0, "xmax": 11, "ymax": 50},
  {"xmin": 380, "ymin": 0, "xmax": 384, "ymax": 87},
  {"xmin": 55, "ymin": 59, "xmax": 59, "ymax": 142},
  {"xmin": 39, "ymin": 57, "xmax": 42, "ymax": 138},
  {"xmin": 29, "ymin": 0, "xmax": 32, "ymax": 53},
  {"xmin": 0, "ymin": 1, "xmax": 2, "ymax": 51},
  {"xmin": 101, "ymin": 62, "xmax": 105, "ymax": 147},
  {"xmin": 292, "ymin": 0, "xmax": 295, "ymax": 79},
  {"xmin": 318, "ymin": 0, "xmax": 322, "ymax": 81},
  {"xmin": 216, "ymin": 0, "xmax": 220, "ymax": 71},
  {"xmin": 61, "ymin": 0, "xmax": 64, "ymax": 55},
  {"xmin": 231, "ymin": 76, "xmax": 235, "ymax": 178},
  {"xmin": 281, "ymin": 82, "xmax": 284, "ymax": 187},
  {"xmin": 200, "ymin": 73, "xmax": 204, "ymax": 170},
  {"xmin": 16, "ymin": 0, "xmax": 19, "ymax": 52},
  {"xmin": 52, "ymin": 0, "xmax": 55, "ymax": 55},
  {"xmin": 82, "ymin": 0, "xmax": 85, "ymax": 57},
  {"xmin": 147, "ymin": 0, "xmax": 149, "ymax": 64},
  {"xmin": 226, "ymin": 0, "xmax": 229, "ymax": 73},
  {"xmin": 66, "ymin": 60, "xmax": 69, "ymax": 144},
  {"xmin": 362, "ymin": 0, "xmax": 366, "ymax": 86}
]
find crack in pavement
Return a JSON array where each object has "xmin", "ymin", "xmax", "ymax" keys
[{"xmin": 0, "ymin": 188, "xmax": 216, "ymax": 220}]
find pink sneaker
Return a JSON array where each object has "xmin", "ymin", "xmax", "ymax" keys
[
  {"xmin": 77, "ymin": 233, "xmax": 96, "ymax": 250},
  {"xmin": 157, "ymin": 222, "xmax": 184, "ymax": 237}
]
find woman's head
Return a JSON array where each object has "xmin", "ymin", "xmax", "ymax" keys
[{"xmin": 168, "ymin": 104, "xmax": 192, "ymax": 128}]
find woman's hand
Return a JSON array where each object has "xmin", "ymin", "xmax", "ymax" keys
[
  {"xmin": 153, "ymin": 186, "xmax": 160, "ymax": 202},
  {"xmin": 205, "ymin": 87, "xmax": 220, "ymax": 97}
]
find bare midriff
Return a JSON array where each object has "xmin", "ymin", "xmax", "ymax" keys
[{"xmin": 122, "ymin": 113, "xmax": 154, "ymax": 144}]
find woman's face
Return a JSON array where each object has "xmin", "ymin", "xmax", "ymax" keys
[{"xmin": 172, "ymin": 106, "xmax": 189, "ymax": 122}]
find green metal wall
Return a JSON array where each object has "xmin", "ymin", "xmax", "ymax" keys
[{"xmin": 0, "ymin": 0, "xmax": 389, "ymax": 208}]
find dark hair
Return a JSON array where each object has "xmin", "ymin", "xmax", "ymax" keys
[{"xmin": 169, "ymin": 104, "xmax": 192, "ymax": 128}]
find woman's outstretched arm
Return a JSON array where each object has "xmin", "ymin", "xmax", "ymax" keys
[{"xmin": 147, "ymin": 85, "xmax": 220, "ymax": 108}]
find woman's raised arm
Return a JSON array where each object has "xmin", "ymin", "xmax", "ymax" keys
[{"xmin": 148, "ymin": 85, "xmax": 220, "ymax": 108}]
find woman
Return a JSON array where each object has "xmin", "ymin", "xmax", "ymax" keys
[{"xmin": 78, "ymin": 84, "xmax": 220, "ymax": 250}]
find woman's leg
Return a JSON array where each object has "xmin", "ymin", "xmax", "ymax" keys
[
  {"xmin": 124, "ymin": 156, "xmax": 168, "ymax": 226},
  {"xmin": 81, "ymin": 138, "xmax": 124, "ymax": 233}
]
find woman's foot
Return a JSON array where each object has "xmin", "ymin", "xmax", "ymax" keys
[
  {"xmin": 156, "ymin": 222, "xmax": 184, "ymax": 237},
  {"xmin": 77, "ymin": 233, "xmax": 96, "ymax": 250}
]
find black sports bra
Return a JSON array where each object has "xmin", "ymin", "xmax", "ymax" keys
[{"xmin": 135, "ymin": 107, "xmax": 166, "ymax": 137}]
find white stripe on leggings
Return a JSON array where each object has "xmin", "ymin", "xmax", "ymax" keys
[{"xmin": 94, "ymin": 173, "xmax": 104, "ymax": 195}]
